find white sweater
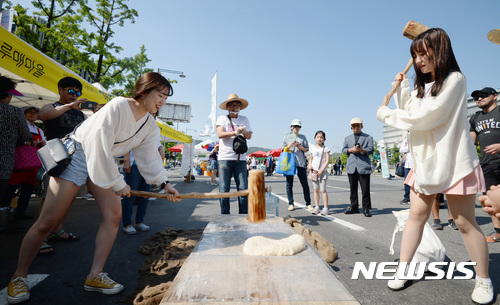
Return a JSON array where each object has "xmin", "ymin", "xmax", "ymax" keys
[
  {"xmin": 376, "ymin": 72, "xmax": 478, "ymax": 195},
  {"xmin": 73, "ymin": 97, "xmax": 168, "ymax": 192}
]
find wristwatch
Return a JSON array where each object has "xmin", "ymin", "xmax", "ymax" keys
[{"xmin": 160, "ymin": 180, "xmax": 170, "ymax": 188}]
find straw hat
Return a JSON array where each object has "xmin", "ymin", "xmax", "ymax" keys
[
  {"xmin": 219, "ymin": 93, "xmax": 248, "ymax": 110},
  {"xmin": 488, "ymin": 29, "xmax": 500, "ymax": 45}
]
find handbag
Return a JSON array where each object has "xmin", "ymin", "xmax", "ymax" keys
[
  {"xmin": 227, "ymin": 115, "xmax": 247, "ymax": 160},
  {"xmin": 395, "ymin": 160, "xmax": 405, "ymax": 177},
  {"xmin": 13, "ymin": 145, "xmax": 42, "ymax": 171},
  {"xmin": 275, "ymin": 147, "xmax": 297, "ymax": 176},
  {"xmin": 37, "ymin": 137, "xmax": 74, "ymax": 177}
]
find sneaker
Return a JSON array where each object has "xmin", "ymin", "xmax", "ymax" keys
[
  {"xmin": 431, "ymin": 219, "xmax": 442, "ymax": 230},
  {"xmin": 306, "ymin": 205, "xmax": 314, "ymax": 212},
  {"xmin": 122, "ymin": 226, "xmax": 137, "ymax": 235},
  {"xmin": 448, "ymin": 219, "xmax": 459, "ymax": 230},
  {"xmin": 387, "ymin": 276, "xmax": 411, "ymax": 291},
  {"xmin": 399, "ymin": 199, "xmax": 410, "ymax": 205},
  {"xmin": 83, "ymin": 193, "xmax": 93, "ymax": 199},
  {"xmin": 135, "ymin": 223, "xmax": 150, "ymax": 232},
  {"xmin": 471, "ymin": 278, "xmax": 494, "ymax": 304},
  {"xmin": 84, "ymin": 272, "xmax": 124, "ymax": 295},
  {"xmin": 288, "ymin": 205, "xmax": 294, "ymax": 211},
  {"xmin": 320, "ymin": 208, "xmax": 330, "ymax": 216},
  {"xmin": 311, "ymin": 206, "xmax": 320, "ymax": 215},
  {"xmin": 7, "ymin": 277, "xmax": 30, "ymax": 304}
]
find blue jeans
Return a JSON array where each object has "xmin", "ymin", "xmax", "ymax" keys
[
  {"xmin": 218, "ymin": 160, "xmax": 248, "ymax": 214},
  {"xmin": 403, "ymin": 167, "xmax": 411, "ymax": 200},
  {"xmin": 121, "ymin": 165, "xmax": 151, "ymax": 227},
  {"xmin": 285, "ymin": 166, "xmax": 311, "ymax": 206}
]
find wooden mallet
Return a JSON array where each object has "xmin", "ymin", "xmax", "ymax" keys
[
  {"xmin": 130, "ymin": 169, "xmax": 267, "ymax": 223},
  {"xmin": 382, "ymin": 20, "xmax": 430, "ymax": 106}
]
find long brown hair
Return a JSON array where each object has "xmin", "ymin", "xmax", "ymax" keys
[
  {"xmin": 410, "ymin": 28, "xmax": 461, "ymax": 98},
  {"xmin": 132, "ymin": 72, "xmax": 174, "ymax": 100}
]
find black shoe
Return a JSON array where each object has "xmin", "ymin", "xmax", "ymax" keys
[
  {"xmin": 344, "ymin": 207, "xmax": 360, "ymax": 214},
  {"xmin": 400, "ymin": 199, "xmax": 410, "ymax": 205},
  {"xmin": 363, "ymin": 209, "xmax": 372, "ymax": 217}
]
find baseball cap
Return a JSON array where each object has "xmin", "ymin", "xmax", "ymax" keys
[
  {"xmin": 471, "ymin": 87, "xmax": 498, "ymax": 98},
  {"xmin": 350, "ymin": 117, "xmax": 363, "ymax": 125},
  {"xmin": 6, "ymin": 88, "xmax": 23, "ymax": 97}
]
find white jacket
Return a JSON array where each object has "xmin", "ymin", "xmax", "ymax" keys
[{"xmin": 377, "ymin": 72, "xmax": 478, "ymax": 195}]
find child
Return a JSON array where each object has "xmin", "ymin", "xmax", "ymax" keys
[
  {"xmin": 307, "ymin": 131, "xmax": 330, "ymax": 216},
  {"xmin": 479, "ymin": 185, "xmax": 500, "ymax": 219},
  {"xmin": 376, "ymin": 28, "xmax": 493, "ymax": 304}
]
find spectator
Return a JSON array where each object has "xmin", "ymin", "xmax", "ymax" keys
[
  {"xmin": 398, "ymin": 131, "xmax": 412, "ymax": 204},
  {"xmin": 0, "ymin": 76, "xmax": 31, "ymax": 230},
  {"xmin": 3, "ymin": 107, "xmax": 45, "ymax": 220},
  {"xmin": 469, "ymin": 87, "xmax": 500, "ymax": 243},
  {"xmin": 308, "ymin": 131, "xmax": 331, "ymax": 216},
  {"xmin": 209, "ymin": 145, "xmax": 219, "ymax": 185},
  {"xmin": 282, "ymin": 119, "xmax": 312, "ymax": 212},
  {"xmin": 342, "ymin": 117, "xmax": 374, "ymax": 217},
  {"xmin": 7, "ymin": 72, "xmax": 180, "ymax": 304},
  {"xmin": 216, "ymin": 93, "xmax": 253, "ymax": 214}
]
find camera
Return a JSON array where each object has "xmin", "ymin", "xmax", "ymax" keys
[
  {"xmin": 80, "ymin": 101, "xmax": 98, "ymax": 110},
  {"xmin": 355, "ymin": 143, "xmax": 360, "ymax": 148}
]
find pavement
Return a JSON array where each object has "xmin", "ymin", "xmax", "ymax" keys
[{"xmin": 0, "ymin": 168, "xmax": 499, "ymax": 305}]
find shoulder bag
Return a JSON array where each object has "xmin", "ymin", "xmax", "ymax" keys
[{"xmin": 227, "ymin": 115, "xmax": 247, "ymax": 161}]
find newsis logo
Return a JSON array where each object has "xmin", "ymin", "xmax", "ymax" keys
[{"xmin": 351, "ymin": 262, "xmax": 476, "ymax": 280}]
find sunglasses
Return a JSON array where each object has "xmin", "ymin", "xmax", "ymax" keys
[
  {"xmin": 227, "ymin": 102, "xmax": 241, "ymax": 107},
  {"xmin": 291, "ymin": 125, "xmax": 301, "ymax": 128},
  {"xmin": 64, "ymin": 88, "xmax": 82, "ymax": 97},
  {"xmin": 473, "ymin": 93, "xmax": 492, "ymax": 101}
]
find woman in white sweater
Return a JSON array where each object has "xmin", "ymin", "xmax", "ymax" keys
[
  {"xmin": 377, "ymin": 28, "xmax": 493, "ymax": 304},
  {"xmin": 7, "ymin": 72, "xmax": 180, "ymax": 304}
]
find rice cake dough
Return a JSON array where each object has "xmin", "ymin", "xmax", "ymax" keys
[{"xmin": 243, "ymin": 234, "xmax": 307, "ymax": 256}]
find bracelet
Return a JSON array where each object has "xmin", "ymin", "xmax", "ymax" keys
[{"xmin": 160, "ymin": 180, "xmax": 170, "ymax": 188}]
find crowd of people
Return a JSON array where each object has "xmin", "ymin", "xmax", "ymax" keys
[{"xmin": 2, "ymin": 27, "xmax": 500, "ymax": 305}]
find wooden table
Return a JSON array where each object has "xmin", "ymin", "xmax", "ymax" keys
[{"xmin": 160, "ymin": 215, "xmax": 359, "ymax": 305}]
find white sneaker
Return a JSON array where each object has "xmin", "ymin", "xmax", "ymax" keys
[
  {"xmin": 388, "ymin": 272, "xmax": 410, "ymax": 291},
  {"xmin": 135, "ymin": 223, "xmax": 150, "ymax": 232},
  {"xmin": 306, "ymin": 205, "xmax": 314, "ymax": 212},
  {"xmin": 288, "ymin": 205, "xmax": 294, "ymax": 211},
  {"xmin": 471, "ymin": 278, "xmax": 494, "ymax": 304},
  {"xmin": 311, "ymin": 207, "xmax": 320, "ymax": 215},
  {"xmin": 320, "ymin": 208, "xmax": 330, "ymax": 216},
  {"xmin": 122, "ymin": 226, "xmax": 137, "ymax": 235}
]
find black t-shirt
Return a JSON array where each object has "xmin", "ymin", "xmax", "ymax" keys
[
  {"xmin": 43, "ymin": 102, "xmax": 85, "ymax": 140},
  {"xmin": 469, "ymin": 106, "xmax": 500, "ymax": 166}
]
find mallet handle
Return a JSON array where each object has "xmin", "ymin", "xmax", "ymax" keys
[
  {"xmin": 130, "ymin": 190, "xmax": 250, "ymax": 199},
  {"xmin": 382, "ymin": 58, "xmax": 413, "ymax": 106}
]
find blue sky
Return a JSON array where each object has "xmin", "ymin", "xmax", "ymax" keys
[{"xmin": 14, "ymin": 0, "xmax": 500, "ymax": 151}]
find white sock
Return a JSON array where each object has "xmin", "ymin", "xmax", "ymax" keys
[{"xmin": 476, "ymin": 276, "xmax": 492, "ymax": 285}]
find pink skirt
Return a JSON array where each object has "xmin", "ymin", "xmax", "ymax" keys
[{"xmin": 404, "ymin": 164, "xmax": 485, "ymax": 195}]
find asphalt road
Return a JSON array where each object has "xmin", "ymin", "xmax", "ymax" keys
[{"xmin": 0, "ymin": 168, "xmax": 499, "ymax": 305}]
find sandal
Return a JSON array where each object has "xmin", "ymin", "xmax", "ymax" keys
[
  {"xmin": 485, "ymin": 232, "xmax": 500, "ymax": 243},
  {"xmin": 38, "ymin": 241, "xmax": 54, "ymax": 256},
  {"xmin": 48, "ymin": 229, "xmax": 79, "ymax": 242}
]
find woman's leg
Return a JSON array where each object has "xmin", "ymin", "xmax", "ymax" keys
[
  {"xmin": 87, "ymin": 181, "xmax": 122, "ymax": 279},
  {"xmin": 322, "ymin": 191, "xmax": 329, "ymax": 209},
  {"xmin": 446, "ymin": 194, "xmax": 489, "ymax": 278},
  {"xmin": 13, "ymin": 177, "xmax": 80, "ymax": 278},
  {"xmin": 399, "ymin": 189, "xmax": 436, "ymax": 263},
  {"xmin": 314, "ymin": 188, "xmax": 320, "ymax": 207}
]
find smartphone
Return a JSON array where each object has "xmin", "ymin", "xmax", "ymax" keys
[{"xmin": 80, "ymin": 101, "xmax": 98, "ymax": 110}]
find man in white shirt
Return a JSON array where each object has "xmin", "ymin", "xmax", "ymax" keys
[{"xmin": 216, "ymin": 93, "xmax": 253, "ymax": 214}]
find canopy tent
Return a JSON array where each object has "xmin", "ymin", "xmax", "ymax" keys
[
  {"xmin": 0, "ymin": 26, "xmax": 191, "ymax": 143},
  {"xmin": 267, "ymin": 148, "xmax": 282, "ymax": 157},
  {"xmin": 248, "ymin": 150, "xmax": 268, "ymax": 158}
]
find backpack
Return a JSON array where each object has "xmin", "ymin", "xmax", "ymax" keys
[{"xmin": 227, "ymin": 115, "xmax": 248, "ymax": 160}]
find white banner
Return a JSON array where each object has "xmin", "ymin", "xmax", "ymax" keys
[{"xmin": 199, "ymin": 72, "xmax": 217, "ymax": 137}]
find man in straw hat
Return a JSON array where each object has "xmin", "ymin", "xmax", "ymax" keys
[
  {"xmin": 216, "ymin": 93, "xmax": 253, "ymax": 214},
  {"xmin": 342, "ymin": 117, "xmax": 374, "ymax": 217}
]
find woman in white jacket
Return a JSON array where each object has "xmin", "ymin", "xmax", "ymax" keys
[
  {"xmin": 377, "ymin": 28, "xmax": 493, "ymax": 304},
  {"xmin": 7, "ymin": 72, "xmax": 180, "ymax": 304}
]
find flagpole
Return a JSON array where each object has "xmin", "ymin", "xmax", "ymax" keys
[{"xmin": 212, "ymin": 71, "xmax": 217, "ymax": 143}]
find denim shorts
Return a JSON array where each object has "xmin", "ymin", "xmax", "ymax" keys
[{"xmin": 59, "ymin": 140, "xmax": 89, "ymax": 186}]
